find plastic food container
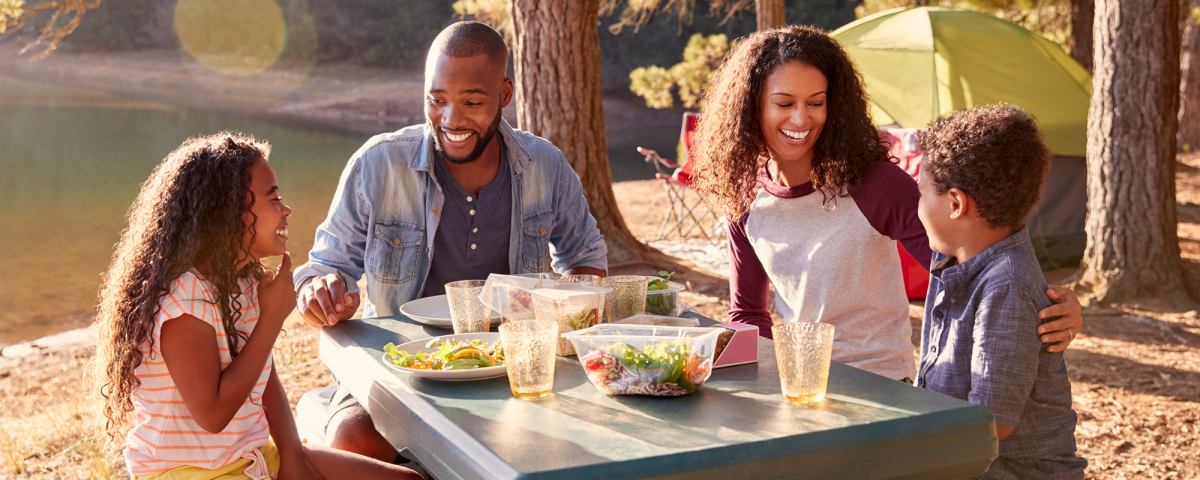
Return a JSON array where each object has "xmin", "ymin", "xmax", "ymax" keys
[
  {"xmin": 562, "ymin": 324, "xmax": 722, "ymax": 396},
  {"xmin": 644, "ymin": 281, "xmax": 686, "ymax": 316},
  {"xmin": 613, "ymin": 314, "xmax": 700, "ymax": 328},
  {"xmin": 531, "ymin": 288, "xmax": 603, "ymax": 356}
]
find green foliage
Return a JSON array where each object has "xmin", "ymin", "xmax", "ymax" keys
[{"xmin": 629, "ymin": 33, "xmax": 728, "ymax": 109}]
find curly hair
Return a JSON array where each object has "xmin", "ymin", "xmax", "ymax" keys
[
  {"xmin": 690, "ymin": 25, "xmax": 890, "ymax": 220},
  {"xmin": 95, "ymin": 133, "xmax": 271, "ymax": 447},
  {"xmin": 917, "ymin": 105, "xmax": 1050, "ymax": 231}
]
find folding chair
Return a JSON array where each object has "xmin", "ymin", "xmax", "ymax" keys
[
  {"xmin": 638, "ymin": 112, "xmax": 726, "ymax": 243},
  {"xmin": 879, "ymin": 127, "xmax": 930, "ymax": 300}
]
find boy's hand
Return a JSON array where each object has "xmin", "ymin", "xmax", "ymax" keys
[
  {"xmin": 259, "ymin": 252, "xmax": 297, "ymax": 328},
  {"xmin": 1037, "ymin": 285, "xmax": 1082, "ymax": 352},
  {"xmin": 297, "ymin": 273, "xmax": 360, "ymax": 328}
]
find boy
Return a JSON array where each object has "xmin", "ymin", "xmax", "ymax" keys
[{"xmin": 914, "ymin": 105, "xmax": 1087, "ymax": 479}]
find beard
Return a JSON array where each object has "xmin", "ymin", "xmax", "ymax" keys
[{"xmin": 432, "ymin": 107, "xmax": 503, "ymax": 165}]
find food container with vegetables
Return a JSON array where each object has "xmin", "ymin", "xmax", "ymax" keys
[
  {"xmin": 530, "ymin": 288, "xmax": 603, "ymax": 355},
  {"xmin": 645, "ymin": 280, "xmax": 686, "ymax": 316},
  {"xmin": 479, "ymin": 274, "xmax": 557, "ymax": 324},
  {"xmin": 562, "ymin": 324, "xmax": 722, "ymax": 396}
]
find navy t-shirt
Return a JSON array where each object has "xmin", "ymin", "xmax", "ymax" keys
[{"xmin": 420, "ymin": 141, "xmax": 513, "ymax": 297}]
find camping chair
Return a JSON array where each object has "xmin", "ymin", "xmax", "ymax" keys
[
  {"xmin": 879, "ymin": 127, "xmax": 930, "ymax": 300},
  {"xmin": 638, "ymin": 112, "xmax": 726, "ymax": 243}
]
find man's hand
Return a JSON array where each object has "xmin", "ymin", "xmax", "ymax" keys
[
  {"xmin": 1037, "ymin": 285, "xmax": 1083, "ymax": 353},
  {"xmin": 259, "ymin": 253, "xmax": 296, "ymax": 329},
  {"xmin": 297, "ymin": 273, "xmax": 360, "ymax": 328}
]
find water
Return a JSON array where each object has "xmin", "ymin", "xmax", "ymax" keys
[{"xmin": 0, "ymin": 77, "xmax": 670, "ymax": 345}]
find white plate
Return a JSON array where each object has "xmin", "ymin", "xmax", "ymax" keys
[
  {"xmin": 381, "ymin": 333, "xmax": 508, "ymax": 381},
  {"xmin": 399, "ymin": 294, "xmax": 502, "ymax": 328}
]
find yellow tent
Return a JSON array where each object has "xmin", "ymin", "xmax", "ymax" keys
[{"xmin": 832, "ymin": 7, "xmax": 1092, "ymax": 157}]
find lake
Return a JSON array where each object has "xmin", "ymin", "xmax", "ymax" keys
[{"xmin": 0, "ymin": 76, "xmax": 676, "ymax": 345}]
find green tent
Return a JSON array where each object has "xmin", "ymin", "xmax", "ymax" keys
[
  {"xmin": 832, "ymin": 6, "xmax": 1091, "ymax": 157},
  {"xmin": 832, "ymin": 6, "xmax": 1092, "ymax": 266}
]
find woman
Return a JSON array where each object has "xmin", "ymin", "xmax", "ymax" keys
[{"xmin": 690, "ymin": 26, "xmax": 1082, "ymax": 381}]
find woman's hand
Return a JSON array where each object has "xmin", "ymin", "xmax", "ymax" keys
[
  {"xmin": 259, "ymin": 252, "xmax": 297, "ymax": 329},
  {"xmin": 1037, "ymin": 285, "xmax": 1083, "ymax": 353}
]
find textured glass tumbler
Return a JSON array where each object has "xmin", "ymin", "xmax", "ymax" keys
[
  {"xmin": 600, "ymin": 275, "xmax": 649, "ymax": 321},
  {"xmin": 556, "ymin": 274, "xmax": 600, "ymax": 285},
  {"xmin": 772, "ymin": 322, "xmax": 835, "ymax": 404},
  {"xmin": 499, "ymin": 320, "xmax": 558, "ymax": 399},
  {"xmin": 446, "ymin": 280, "xmax": 490, "ymax": 334}
]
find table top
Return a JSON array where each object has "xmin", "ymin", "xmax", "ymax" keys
[{"xmin": 319, "ymin": 313, "xmax": 997, "ymax": 480}]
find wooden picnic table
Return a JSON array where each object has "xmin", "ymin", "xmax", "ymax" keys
[{"xmin": 319, "ymin": 312, "xmax": 998, "ymax": 480}]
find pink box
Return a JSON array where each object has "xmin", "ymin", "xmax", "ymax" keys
[{"xmin": 713, "ymin": 322, "xmax": 759, "ymax": 368}]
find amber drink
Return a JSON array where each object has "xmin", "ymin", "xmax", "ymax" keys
[
  {"xmin": 499, "ymin": 320, "xmax": 558, "ymax": 399},
  {"xmin": 772, "ymin": 322, "xmax": 835, "ymax": 404}
]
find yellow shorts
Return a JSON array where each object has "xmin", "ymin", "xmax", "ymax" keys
[{"xmin": 135, "ymin": 440, "xmax": 281, "ymax": 480}]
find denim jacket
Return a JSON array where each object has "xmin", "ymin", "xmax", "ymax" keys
[{"xmin": 294, "ymin": 120, "xmax": 608, "ymax": 318}]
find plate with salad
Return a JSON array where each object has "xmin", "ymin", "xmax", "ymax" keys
[{"xmin": 382, "ymin": 333, "xmax": 508, "ymax": 381}]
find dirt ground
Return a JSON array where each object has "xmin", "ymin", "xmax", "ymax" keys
[{"xmin": 1, "ymin": 43, "xmax": 1198, "ymax": 479}]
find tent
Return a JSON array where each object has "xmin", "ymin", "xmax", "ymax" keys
[{"xmin": 832, "ymin": 7, "xmax": 1091, "ymax": 267}]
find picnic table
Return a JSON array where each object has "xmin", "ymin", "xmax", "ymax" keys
[{"xmin": 319, "ymin": 313, "xmax": 998, "ymax": 480}]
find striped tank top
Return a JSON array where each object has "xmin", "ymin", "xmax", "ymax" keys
[{"xmin": 123, "ymin": 269, "xmax": 273, "ymax": 478}]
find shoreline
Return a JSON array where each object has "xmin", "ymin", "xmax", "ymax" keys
[{"xmin": 0, "ymin": 43, "xmax": 699, "ymax": 349}]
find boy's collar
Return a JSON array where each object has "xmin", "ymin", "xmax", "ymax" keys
[{"xmin": 931, "ymin": 226, "xmax": 1030, "ymax": 279}]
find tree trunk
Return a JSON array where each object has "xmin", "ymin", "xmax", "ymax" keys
[
  {"xmin": 756, "ymin": 0, "xmax": 785, "ymax": 31},
  {"xmin": 506, "ymin": 0, "xmax": 652, "ymax": 267},
  {"xmin": 1069, "ymin": 0, "xmax": 1094, "ymax": 73},
  {"xmin": 1180, "ymin": 1, "xmax": 1200, "ymax": 152},
  {"xmin": 1078, "ymin": 0, "xmax": 1194, "ymax": 306}
]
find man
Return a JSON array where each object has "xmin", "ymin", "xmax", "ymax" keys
[{"xmin": 293, "ymin": 22, "xmax": 607, "ymax": 462}]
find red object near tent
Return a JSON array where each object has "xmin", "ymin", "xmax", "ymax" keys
[{"xmin": 880, "ymin": 128, "xmax": 930, "ymax": 300}]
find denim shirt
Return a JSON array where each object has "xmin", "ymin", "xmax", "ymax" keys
[
  {"xmin": 918, "ymin": 228, "xmax": 1085, "ymax": 479},
  {"xmin": 294, "ymin": 120, "xmax": 608, "ymax": 318}
]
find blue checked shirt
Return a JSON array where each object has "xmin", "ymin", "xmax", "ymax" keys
[{"xmin": 919, "ymin": 228, "xmax": 1086, "ymax": 479}]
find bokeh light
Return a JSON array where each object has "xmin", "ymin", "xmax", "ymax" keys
[{"xmin": 174, "ymin": 0, "xmax": 287, "ymax": 76}]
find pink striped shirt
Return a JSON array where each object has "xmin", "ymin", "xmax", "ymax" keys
[{"xmin": 124, "ymin": 269, "xmax": 273, "ymax": 478}]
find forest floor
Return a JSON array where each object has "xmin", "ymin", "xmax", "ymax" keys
[{"xmin": 1, "ymin": 41, "xmax": 1198, "ymax": 479}]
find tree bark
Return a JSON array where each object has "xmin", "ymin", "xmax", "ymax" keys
[
  {"xmin": 756, "ymin": 0, "xmax": 785, "ymax": 31},
  {"xmin": 1078, "ymin": 0, "xmax": 1194, "ymax": 306},
  {"xmin": 1069, "ymin": 0, "xmax": 1094, "ymax": 73},
  {"xmin": 506, "ymin": 0, "xmax": 653, "ymax": 267},
  {"xmin": 1180, "ymin": 1, "xmax": 1200, "ymax": 152}
]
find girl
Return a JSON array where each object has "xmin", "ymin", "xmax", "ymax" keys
[
  {"xmin": 690, "ymin": 26, "xmax": 1083, "ymax": 382},
  {"xmin": 95, "ymin": 133, "xmax": 419, "ymax": 479}
]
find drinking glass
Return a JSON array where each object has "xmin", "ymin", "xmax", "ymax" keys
[
  {"xmin": 556, "ymin": 274, "xmax": 600, "ymax": 285},
  {"xmin": 772, "ymin": 322, "xmax": 835, "ymax": 404},
  {"xmin": 600, "ymin": 275, "xmax": 649, "ymax": 321},
  {"xmin": 499, "ymin": 320, "xmax": 558, "ymax": 399},
  {"xmin": 446, "ymin": 280, "xmax": 490, "ymax": 334}
]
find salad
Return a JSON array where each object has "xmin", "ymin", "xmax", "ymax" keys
[
  {"xmin": 645, "ymin": 271, "xmax": 679, "ymax": 316},
  {"xmin": 579, "ymin": 340, "xmax": 712, "ymax": 396},
  {"xmin": 383, "ymin": 338, "xmax": 506, "ymax": 370}
]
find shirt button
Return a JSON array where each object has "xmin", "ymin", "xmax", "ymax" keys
[
  {"xmin": 470, "ymin": 209, "xmax": 476, "ymax": 215},
  {"xmin": 472, "ymin": 228, "xmax": 478, "ymax": 233},
  {"xmin": 471, "ymin": 244, "xmax": 477, "ymax": 250},
  {"xmin": 467, "ymin": 196, "xmax": 473, "ymax": 202},
  {"xmin": 930, "ymin": 346, "xmax": 938, "ymax": 354}
]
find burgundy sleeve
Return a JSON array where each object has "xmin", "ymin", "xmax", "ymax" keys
[
  {"xmin": 727, "ymin": 213, "xmax": 775, "ymax": 339},
  {"xmin": 851, "ymin": 161, "xmax": 933, "ymax": 269}
]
